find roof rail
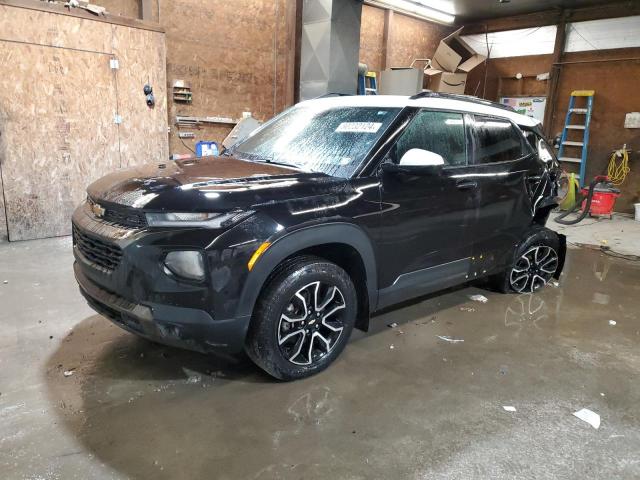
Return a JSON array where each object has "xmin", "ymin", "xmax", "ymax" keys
[
  {"xmin": 315, "ymin": 92, "xmax": 354, "ymax": 99},
  {"xmin": 409, "ymin": 91, "xmax": 516, "ymax": 113}
]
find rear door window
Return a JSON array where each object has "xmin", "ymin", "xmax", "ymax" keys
[{"xmin": 472, "ymin": 115, "xmax": 526, "ymax": 164}]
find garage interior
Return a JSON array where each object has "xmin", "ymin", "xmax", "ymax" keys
[{"xmin": 1, "ymin": 0, "xmax": 640, "ymax": 478}]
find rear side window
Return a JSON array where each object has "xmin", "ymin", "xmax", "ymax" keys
[
  {"xmin": 392, "ymin": 110, "xmax": 467, "ymax": 166},
  {"xmin": 473, "ymin": 115, "xmax": 525, "ymax": 164}
]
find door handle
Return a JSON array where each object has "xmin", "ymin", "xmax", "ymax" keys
[{"xmin": 455, "ymin": 180, "xmax": 478, "ymax": 190}]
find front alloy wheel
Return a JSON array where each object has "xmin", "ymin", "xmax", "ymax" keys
[
  {"xmin": 509, "ymin": 245, "xmax": 558, "ymax": 293},
  {"xmin": 246, "ymin": 255, "xmax": 357, "ymax": 380},
  {"xmin": 278, "ymin": 281, "xmax": 346, "ymax": 365}
]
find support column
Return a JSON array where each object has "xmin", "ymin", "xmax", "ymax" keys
[
  {"xmin": 381, "ymin": 9, "xmax": 393, "ymax": 70},
  {"xmin": 299, "ymin": 0, "xmax": 363, "ymax": 100},
  {"xmin": 543, "ymin": 11, "xmax": 567, "ymax": 137}
]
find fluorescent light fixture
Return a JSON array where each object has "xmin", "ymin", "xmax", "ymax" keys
[
  {"xmin": 414, "ymin": 0, "xmax": 456, "ymax": 15},
  {"xmin": 369, "ymin": 0, "xmax": 455, "ymax": 24}
]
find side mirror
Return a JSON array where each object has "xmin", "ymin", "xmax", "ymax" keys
[
  {"xmin": 382, "ymin": 148, "xmax": 444, "ymax": 175},
  {"xmin": 400, "ymin": 148, "xmax": 445, "ymax": 168}
]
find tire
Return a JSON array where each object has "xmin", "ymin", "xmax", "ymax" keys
[
  {"xmin": 245, "ymin": 255, "xmax": 357, "ymax": 380},
  {"xmin": 492, "ymin": 227, "xmax": 560, "ymax": 294}
]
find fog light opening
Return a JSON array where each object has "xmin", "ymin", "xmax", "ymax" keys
[{"xmin": 163, "ymin": 251, "xmax": 205, "ymax": 282}]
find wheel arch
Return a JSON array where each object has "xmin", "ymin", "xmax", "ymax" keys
[
  {"xmin": 235, "ymin": 223, "xmax": 378, "ymax": 330},
  {"xmin": 514, "ymin": 225, "xmax": 566, "ymax": 280}
]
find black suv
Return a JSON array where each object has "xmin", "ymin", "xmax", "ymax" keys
[{"xmin": 73, "ymin": 93, "xmax": 565, "ymax": 380}]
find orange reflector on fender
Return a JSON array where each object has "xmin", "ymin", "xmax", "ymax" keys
[{"xmin": 247, "ymin": 242, "xmax": 271, "ymax": 271}]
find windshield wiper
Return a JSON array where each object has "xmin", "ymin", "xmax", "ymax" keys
[{"xmin": 261, "ymin": 159, "xmax": 305, "ymax": 171}]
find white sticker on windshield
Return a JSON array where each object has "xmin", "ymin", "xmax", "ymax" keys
[{"xmin": 335, "ymin": 122, "xmax": 382, "ymax": 133}]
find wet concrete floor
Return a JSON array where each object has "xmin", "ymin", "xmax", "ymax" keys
[{"xmin": 1, "ymin": 237, "xmax": 639, "ymax": 479}]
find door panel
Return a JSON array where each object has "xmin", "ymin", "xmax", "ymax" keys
[
  {"xmin": 468, "ymin": 115, "xmax": 541, "ymax": 271},
  {"xmin": 376, "ymin": 110, "xmax": 478, "ymax": 308}
]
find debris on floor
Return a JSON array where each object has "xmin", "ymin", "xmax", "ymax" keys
[
  {"xmin": 2, "ymin": 280, "xmax": 8, "ymax": 284},
  {"xmin": 573, "ymin": 408, "xmax": 601, "ymax": 429},
  {"xmin": 551, "ymin": 280, "xmax": 560, "ymax": 288},
  {"xmin": 389, "ymin": 345, "xmax": 395, "ymax": 349},
  {"xmin": 502, "ymin": 406, "xmax": 517, "ymax": 412},
  {"xmin": 609, "ymin": 320, "xmax": 617, "ymax": 326},
  {"xmin": 460, "ymin": 306, "xmax": 475, "ymax": 312},
  {"xmin": 63, "ymin": 369, "xmax": 75, "ymax": 377},
  {"xmin": 436, "ymin": 335, "xmax": 464, "ymax": 343},
  {"xmin": 469, "ymin": 294, "xmax": 488, "ymax": 303},
  {"xmin": 186, "ymin": 375, "xmax": 201, "ymax": 384},
  {"xmin": 387, "ymin": 322, "xmax": 398, "ymax": 328}
]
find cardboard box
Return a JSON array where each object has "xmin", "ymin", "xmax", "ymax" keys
[
  {"xmin": 424, "ymin": 28, "xmax": 485, "ymax": 94},
  {"xmin": 379, "ymin": 68, "xmax": 423, "ymax": 95},
  {"xmin": 431, "ymin": 27, "xmax": 486, "ymax": 74},
  {"xmin": 424, "ymin": 70, "xmax": 467, "ymax": 94}
]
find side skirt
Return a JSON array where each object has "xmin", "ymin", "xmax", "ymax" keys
[{"xmin": 376, "ymin": 257, "xmax": 471, "ymax": 310}]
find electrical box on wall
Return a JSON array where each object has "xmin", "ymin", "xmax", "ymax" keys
[{"xmin": 624, "ymin": 112, "xmax": 640, "ymax": 128}]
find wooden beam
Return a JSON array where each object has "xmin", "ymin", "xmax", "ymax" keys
[
  {"xmin": 461, "ymin": 1, "xmax": 640, "ymax": 34},
  {"xmin": 381, "ymin": 9, "xmax": 394, "ymax": 70},
  {"xmin": 284, "ymin": 0, "xmax": 301, "ymax": 107},
  {"xmin": 542, "ymin": 11, "xmax": 567, "ymax": 137},
  {"xmin": 0, "ymin": 0, "xmax": 164, "ymax": 32}
]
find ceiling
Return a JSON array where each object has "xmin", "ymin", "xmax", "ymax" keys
[{"xmin": 448, "ymin": 0, "xmax": 618, "ymax": 22}]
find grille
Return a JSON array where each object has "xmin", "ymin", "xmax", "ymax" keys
[
  {"xmin": 88, "ymin": 198, "xmax": 147, "ymax": 229},
  {"xmin": 73, "ymin": 225, "xmax": 122, "ymax": 272},
  {"xmin": 102, "ymin": 206, "xmax": 147, "ymax": 229}
]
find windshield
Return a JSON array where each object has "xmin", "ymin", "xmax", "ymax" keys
[{"xmin": 232, "ymin": 104, "xmax": 401, "ymax": 177}]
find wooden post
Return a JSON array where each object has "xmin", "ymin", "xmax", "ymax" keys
[
  {"xmin": 542, "ymin": 11, "xmax": 567, "ymax": 138},
  {"xmin": 381, "ymin": 9, "xmax": 394, "ymax": 70}
]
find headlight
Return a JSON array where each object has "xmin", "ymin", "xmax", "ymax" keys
[
  {"xmin": 163, "ymin": 251, "xmax": 205, "ymax": 281},
  {"xmin": 146, "ymin": 210, "xmax": 253, "ymax": 228}
]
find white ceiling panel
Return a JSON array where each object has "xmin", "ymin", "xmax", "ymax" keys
[
  {"xmin": 565, "ymin": 16, "xmax": 640, "ymax": 52},
  {"xmin": 461, "ymin": 26, "xmax": 557, "ymax": 59}
]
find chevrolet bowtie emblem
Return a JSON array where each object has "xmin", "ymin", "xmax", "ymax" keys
[{"xmin": 91, "ymin": 202, "xmax": 106, "ymax": 218}]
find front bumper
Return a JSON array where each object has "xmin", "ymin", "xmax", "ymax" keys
[
  {"xmin": 71, "ymin": 202, "xmax": 256, "ymax": 355},
  {"xmin": 75, "ymin": 263, "xmax": 250, "ymax": 354}
]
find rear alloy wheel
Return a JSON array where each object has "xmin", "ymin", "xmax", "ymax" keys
[
  {"xmin": 509, "ymin": 245, "xmax": 559, "ymax": 293},
  {"xmin": 278, "ymin": 281, "xmax": 346, "ymax": 365},
  {"xmin": 246, "ymin": 256, "xmax": 356, "ymax": 380}
]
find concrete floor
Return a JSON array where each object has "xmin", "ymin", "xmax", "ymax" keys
[
  {"xmin": 550, "ymin": 212, "xmax": 640, "ymax": 257},
  {"xmin": 1, "ymin": 236, "xmax": 640, "ymax": 480}
]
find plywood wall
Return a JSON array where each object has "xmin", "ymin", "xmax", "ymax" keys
[
  {"xmin": 359, "ymin": 5, "xmax": 453, "ymax": 77},
  {"xmin": 359, "ymin": 4, "xmax": 385, "ymax": 73},
  {"xmin": 159, "ymin": 0, "xmax": 296, "ymax": 155},
  {"xmin": 0, "ymin": 3, "xmax": 168, "ymax": 241},
  {"xmin": 98, "ymin": 0, "xmax": 140, "ymax": 18}
]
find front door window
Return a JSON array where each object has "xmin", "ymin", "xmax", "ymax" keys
[{"xmin": 390, "ymin": 110, "xmax": 467, "ymax": 167}]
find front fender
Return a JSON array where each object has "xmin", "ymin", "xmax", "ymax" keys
[{"xmin": 234, "ymin": 222, "xmax": 378, "ymax": 320}]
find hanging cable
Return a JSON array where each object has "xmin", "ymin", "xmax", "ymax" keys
[
  {"xmin": 179, "ymin": 135, "xmax": 196, "ymax": 154},
  {"xmin": 607, "ymin": 145, "xmax": 630, "ymax": 185}
]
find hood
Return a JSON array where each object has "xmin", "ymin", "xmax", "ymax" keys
[{"xmin": 87, "ymin": 156, "xmax": 350, "ymax": 212}]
